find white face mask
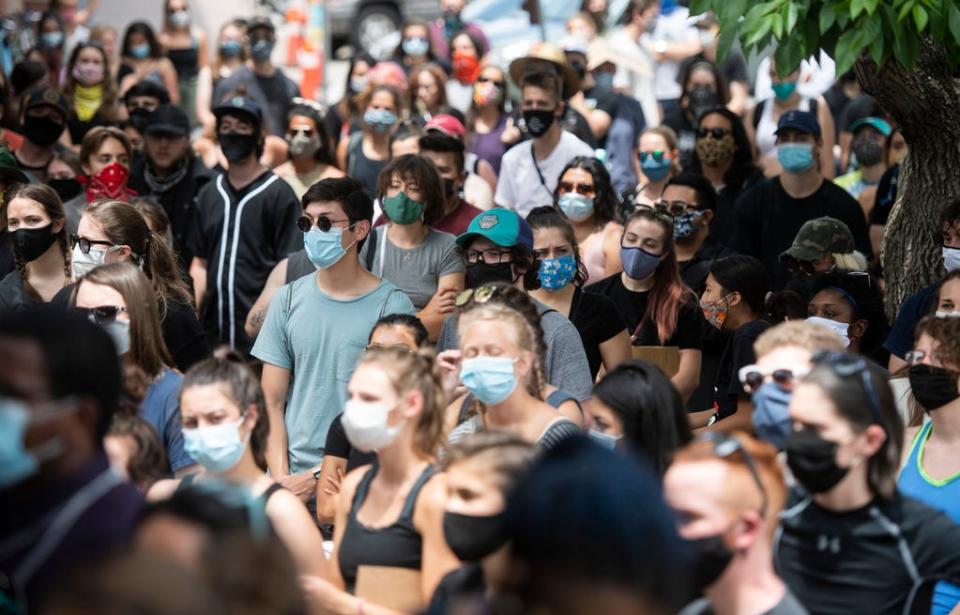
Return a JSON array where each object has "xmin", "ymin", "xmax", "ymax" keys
[
  {"xmin": 806, "ymin": 316, "xmax": 850, "ymax": 347},
  {"xmin": 71, "ymin": 244, "xmax": 120, "ymax": 279},
  {"xmin": 935, "ymin": 310, "xmax": 960, "ymax": 318},
  {"xmin": 340, "ymin": 399, "xmax": 402, "ymax": 453},
  {"xmin": 944, "ymin": 246, "xmax": 960, "ymax": 273},
  {"xmin": 101, "ymin": 319, "xmax": 131, "ymax": 355}
]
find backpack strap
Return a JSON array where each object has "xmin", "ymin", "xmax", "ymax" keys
[
  {"xmin": 364, "ymin": 224, "xmax": 380, "ymax": 272},
  {"xmin": 752, "ymin": 98, "xmax": 766, "ymax": 131},
  {"xmin": 346, "ymin": 131, "xmax": 363, "ymax": 178}
]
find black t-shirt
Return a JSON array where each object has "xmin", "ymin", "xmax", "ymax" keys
[
  {"xmin": 323, "ymin": 414, "xmax": 376, "ymax": 473},
  {"xmin": 586, "ymin": 273, "xmax": 702, "ymax": 350},
  {"xmin": 569, "ymin": 287, "xmax": 628, "ymax": 379},
  {"xmin": 714, "ymin": 319, "xmax": 768, "ymax": 419},
  {"xmin": 869, "ymin": 164, "xmax": 900, "ymax": 226},
  {"xmin": 710, "ymin": 169, "xmax": 764, "ymax": 249},
  {"xmin": 776, "ymin": 491, "xmax": 960, "ymax": 615},
  {"xmin": 731, "ymin": 177, "xmax": 871, "ymax": 289},
  {"xmin": 663, "ymin": 105, "xmax": 698, "ymax": 170},
  {"xmin": 426, "ymin": 564, "xmax": 486, "ymax": 615}
]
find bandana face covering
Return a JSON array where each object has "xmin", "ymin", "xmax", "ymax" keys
[{"xmin": 85, "ymin": 162, "xmax": 134, "ymax": 202}]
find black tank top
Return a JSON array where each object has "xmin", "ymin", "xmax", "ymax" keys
[
  {"xmin": 176, "ymin": 473, "xmax": 285, "ymax": 503},
  {"xmin": 338, "ymin": 462, "xmax": 435, "ymax": 594},
  {"xmin": 167, "ymin": 45, "xmax": 199, "ymax": 79},
  {"xmin": 347, "ymin": 136, "xmax": 387, "ymax": 197},
  {"xmin": 285, "ymin": 248, "xmax": 315, "ymax": 284}
]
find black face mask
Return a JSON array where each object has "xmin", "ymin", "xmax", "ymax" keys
[
  {"xmin": 12, "ymin": 224, "xmax": 57, "ymax": 262},
  {"xmin": 465, "ymin": 261, "xmax": 515, "ymax": 288},
  {"xmin": 443, "ymin": 511, "xmax": 509, "ymax": 562},
  {"xmin": 46, "ymin": 177, "xmax": 83, "ymax": 202},
  {"xmin": 522, "ymin": 109, "xmax": 556, "ymax": 138},
  {"xmin": 687, "ymin": 85, "xmax": 719, "ymax": 121},
  {"xmin": 219, "ymin": 132, "xmax": 258, "ymax": 162},
  {"xmin": 852, "ymin": 136, "xmax": 884, "ymax": 167},
  {"xmin": 128, "ymin": 107, "xmax": 154, "ymax": 134},
  {"xmin": 688, "ymin": 534, "xmax": 734, "ymax": 592},
  {"xmin": 909, "ymin": 364, "xmax": 960, "ymax": 411},
  {"xmin": 785, "ymin": 428, "xmax": 850, "ymax": 494},
  {"xmin": 442, "ymin": 177, "xmax": 457, "ymax": 200},
  {"xmin": 23, "ymin": 115, "xmax": 65, "ymax": 146}
]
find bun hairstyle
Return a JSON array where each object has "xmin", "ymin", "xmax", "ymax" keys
[{"xmin": 357, "ymin": 346, "xmax": 448, "ymax": 458}]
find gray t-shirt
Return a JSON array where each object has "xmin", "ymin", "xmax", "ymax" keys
[
  {"xmin": 678, "ymin": 589, "xmax": 808, "ymax": 615},
  {"xmin": 436, "ymin": 299, "xmax": 593, "ymax": 402},
  {"xmin": 360, "ymin": 226, "xmax": 464, "ymax": 308},
  {"xmin": 251, "ymin": 276, "xmax": 416, "ymax": 474}
]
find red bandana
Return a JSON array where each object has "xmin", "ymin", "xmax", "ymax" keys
[{"xmin": 81, "ymin": 161, "xmax": 136, "ymax": 202}]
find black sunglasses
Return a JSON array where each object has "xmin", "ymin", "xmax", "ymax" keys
[
  {"xmin": 70, "ymin": 234, "xmax": 115, "ymax": 254},
  {"xmin": 476, "ymin": 77, "xmax": 504, "ymax": 86},
  {"xmin": 654, "ymin": 200, "xmax": 697, "ymax": 217},
  {"xmin": 811, "ymin": 350, "xmax": 883, "ymax": 424},
  {"xmin": 297, "ymin": 215, "xmax": 352, "ymax": 233},
  {"xmin": 694, "ymin": 431, "xmax": 769, "ymax": 517},
  {"xmin": 697, "ymin": 127, "xmax": 730, "ymax": 140},
  {"xmin": 76, "ymin": 305, "xmax": 127, "ymax": 325},
  {"xmin": 784, "ymin": 256, "xmax": 818, "ymax": 276}
]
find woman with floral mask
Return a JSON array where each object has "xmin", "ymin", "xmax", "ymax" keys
[
  {"xmin": 587, "ymin": 208, "xmax": 702, "ymax": 402},
  {"xmin": 0, "ymin": 184, "xmax": 71, "ymax": 312},
  {"xmin": 807, "ymin": 271, "xmax": 888, "ymax": 364},
  {"xmin": 339, "ymin": 84, "xmax": 402, "ymax": 197},
  {"xmin": 693, "ymin": 255, "xmax": 769, "ymax": 430},
  {"xmin": 147, "ymin": 351, "xmax": 327, "ymax": 577},
  {"xmin": 446, "ymin": 31, "xmax": 486, "ymax": 113},
  {"xmin": 63, "ymin": 42, "xmax": 117, "ymax": 146},
  {"xmin": 467, "ymin": 64, "xmax": 512, "ymax": 177},
  {"xmin": 72, "ymin": 262, "xmax": 193, "ymax": 476},
  {"xmin": 629, "ymin": 126, "xmax": 679, "ymax": 208},
  {"xmin": 777, "ymin": 351, "xmax": 960, "ymax": 614},
  {"xmin": 274, "ymin": 103, "xmax": 343, "ymax": 200},
  {"xmin": 528, "ymin": 207, "xmax": 629, "ymax": 379},
  {"xmin": 299, "ymin": 347, "xmax": 459, "ymax": 613},
  {"xmin": 62, "ymin": 126, "xmax": 134, "ymax": 234},
  {"xmin": 117, "ymin": 21, "xmax": 180, "ymax": 105},
  {"xmin": 158, "ymin": 0, "xmax": 208, "ymax": 126}
]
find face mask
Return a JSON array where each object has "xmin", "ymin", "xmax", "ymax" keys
[
  {"xmin": 304, "ymin": 226, "xmax": 353, "ymax": 270},
  {"xmin": 452, "ymin": 50, "xmax": 481, "ymax": 84},
  {"xmin": 689, "ymin": 534, "xmax": 734, "ymax": 592},
  {"xmin": 183, "ymin": 418, "xmax": 249, "ymax": 472},
  {"xmin": 696, "ymin": 133, "xmax": 735, "ymax": 166},
  {"xmin": 620, "ymin": 245, "xmax": 661, "ymax": 280},
  {"xmin": 593, "ymin": 71, "xmax": 614, "ymax": 93},
  {"xmin": 72, "ymin": 242, "xmax": 120, "ymax": 278},
  {"xmin": 363, "ymin": 108, "xmax": 398, "ymax": 133},
  {"xmin": 588, "ymin": 428, "xmax": 622, "ymax": 450},
  {"xmin": 673, "ymin": 211, "xmax": 704, "ymax": 241},
  {"xmin": 752, "ymin": 382, "xmax": 793, "ymax": 451},
  {"xmin": 130, "ymin": 42, "xmax": 151, "ymax": 59},
  {"xmin": 220, "ymin": 40, "xmax": 243, "ymax": 58},
  {"xmin": 41, "ymin": 31, "xmax": 64, "ymax": 48},
  {"xmin": 936, "ymin": 310, "xmax": 960, "ymax": 318},
  {"xmin": 128, "ymin": 106, "xmax": 153, "ymax": 133},
  {"xmin": 402, "ymin": 37, "xmax": 429, "ymax": 56},
  {"xmin": 777, "ymin": 142, "xmax": 815, "ymax": 174},
  {"xmin": 72, "ymin": 62, "xmax": 104, "ymax": 85},
  {"xmin": 687, "ymin": 86, "xmax": 718, "ymax": 121},
  {"xmin": 23, "ymin": 115, "xmax": 65, "ymax": 147},
  {"xmin": 641, "ymin": 156, "xmax": 672, "ymax": 182},
  {"xmin": 523, "ymin": 109, "xmax": 556, "ymax": 138},
  {"xmin": 13, "ymin": 224, "xmax": 57, "ymax": 262},
  {"xmin": 169, "ymin": 9, "xmax": 190, "ymax": 28},
  {"xmin": 288, "ymin": 133, "xmax": 320, "ymax": 158},
  {"xmin": 47, "ymin": 177, "xmax": 83, "ymax": 202},
  {"xmin": 0, "ymin": 399, "xmax": 39, "ymax": 489},
  {"xmin": 460, "ymin": 356, "xmax": 518, "ymax": 405},
  {"xmin": 382, "ymin": 192, "xmax": 425, "ymax": 225},
  {"xmin": 908, "ymin": 364, "xmax": 960, "ymax": 412},
  {"xmin": 852, "ymin": 136, "xmax": 884, "ymax": 167},
  {"xmin": 473, "ymin": 81, "xmax": 503, "ymax": 106},
  {"xmin": 700, "ymin": 294, "xmax": 731, "ymax": 330},
  {"xmin": 772, "ymin": 80, "xmax": 798, "ymax": 101},
  {"xmin": 785, "ymin": 428, "xmax": 850, "ymax": 494},
  {"xmin": 943, "ymin": 246, "xmax": 960, "ymax": 272},
  {"xmin": 538, "ymin": 255, "xmax": 577, "ymax": 291},
  {"xmin": 443, "ymin": 9, "xmax": 463, "ymax": 33},
  {"xmin": 219, "ymin": 132, "xmax": 258, "ymax": 162},
  {"xmin": 340, "ymin": 399, "xmax": 401, "ymax": 453},
  {"xmin": 805, "ymin": 316, "xmax": 851, "ymax": 347},
  {"xmin": 350, "ymin": 76, "xmax": 368, "ymax": 94},
  {"xmin": 465, "ymin": 261, "xmax": 514, "ymax": 288},
  {"xmin": 87, "ymin": 161, "xmax": 131, "ymax": 202},
  {"xmin": 557, "ymin": 192, "xmax": 594, "ymax": 222},
  {"xmin": 443, "ymin": 511, "xmax": 509, "ymax": 561},
  {"xmin": 250, "ymin": 39, "xmax": 274, "ymax": 62},
  {"xmin": 100, "ymin": 318, "xmax": 131, "ymax": 355}
]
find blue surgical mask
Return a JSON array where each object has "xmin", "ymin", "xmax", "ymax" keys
[
  {"xmin": 364, "ymin": 109, "xmax": 398, "ymax": 133},
  {"xmin": 592, "ymin": 72, "xmax": 614, "ymax": 92},
  {"xmin": 41, "ymin": 31, "xmax": 64, "ymax": 48},
  {"xmin": 620, "ymin": 245, "xmax": 661, "ymax": 280},
  {"xmin": 402, "ymin": 37, "xmax": 429, "ymax": 56},
  {"xmin": 220, "ymin": 40, "xmax": 243, "ymax": 58},
  {"xmin": 588, "ymin": 428, "xmax": 622, "ymax": 450},
  {"xmin": 250, "ymin": 39, "xmax": 274, "ymax": 62},
  {"xmin": 304, "ymin": 226, "xmax": 354, "ymax": 270},
  {"xmin": 777, "ymin": 142, "xmax": 815, "ymax": 173},
  {"xmin": 0, "ymin": 397, "xmax": 71, "ymax": 489},
  {"xmin": 183, "ymin": 418, "xmax": 248, "ymax": 473},
  {"xmin": 673, "ymin": 211, "xmax": 704, "ymax": 241},
  {"xmin": 772, "ymin": 80, "xmax": 798, "ymax": 101},
  {"xmin": 460, "ymin": 356, "xmax": 518, "ymax": 405},
  {"xmin": 538, "ymin": 255, "xmax": 577, "ymax": 291},
  {"xmin": 129, "ymin": 42, "xmax": 151, "ymax": 59},
  {"xmin": 641, "ymin": 156, "xmax": 672, "ymax": 182},
  {"xmin": 350, "ymin": 76, "xmax": 368, "ymax": 93},
  {"xmin": 944, "ymin": 245, "xmax": 960, "ymax": 272},
  {"xmin": 557, "ymin": 192, "xmax": 594, "ymax": 222},
  {"xmin": 751, "ymin": 382, "xmax": 793, "ymax": 451}
]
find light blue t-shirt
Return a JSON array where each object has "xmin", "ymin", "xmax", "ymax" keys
[
  {"xmin": 251, "ymin": 275, "xmax": 416, "ymax": 474},
  {"xmin": 140, "ymin": 368, "xmax": 193, "ymax": 472}
]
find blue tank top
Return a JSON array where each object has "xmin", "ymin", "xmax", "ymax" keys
[{"xmin": 898, "ymin": 421, "xmax": 960, "ymax": 615}]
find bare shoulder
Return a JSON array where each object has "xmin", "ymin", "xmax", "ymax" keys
[
  {"xmin": 146, "ymin": 477, "xmax": 181, "ymax": 502},
  {"xmin": 413, "ymin": 471, "xmax": 448, "ymax": 529}
]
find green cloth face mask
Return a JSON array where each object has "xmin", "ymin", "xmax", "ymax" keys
[{"xmin": 382, "ymin": 191, "xmax": 425, "ymax": 225}]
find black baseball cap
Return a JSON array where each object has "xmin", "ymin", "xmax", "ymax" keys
[
  {"xmin": 247, "ymin": 16, "xmax": 275, "ymax": 35},
  {"xmin": 774, "ymin": 110, "xmax": 821, "ymax": 138},
  {"xmin": 214, "ymin": 96, "xmax": 263, "ymax": 129},
  {"xmin": 24, "ymin": 87, "xmax": 68, "ymax": 116},
  {"xmin": 144, "ymin": 104, "xmax": 190, "ymax": 137}
]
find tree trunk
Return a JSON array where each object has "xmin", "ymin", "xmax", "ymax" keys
[{"xmin": 854, "ymin": 41, "xmax": 960, "ymax": 318}]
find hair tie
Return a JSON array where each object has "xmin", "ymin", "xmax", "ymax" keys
[{"xmin": 825, "ymin": 286, "xmax": 859, "ymax": 311}]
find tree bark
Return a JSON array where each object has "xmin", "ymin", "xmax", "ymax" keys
[{"xmin": 854, "ymin": 41, "xmax": 960, "ymax": 318}]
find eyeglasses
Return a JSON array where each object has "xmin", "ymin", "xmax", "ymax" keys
[
  {"xmin": 693, "ymin": 431, "xmax": 769, "ymax": 517},
  {"xmin": 638, "ymin": 150, "xmax": 666, "ymax": 162},
  {"xmin": 476, "ymin": 77, "xmax": 504, "ymax": 86},
  {"xmin": 463, "ymin": 248, "xmax": 512, "ymax": 265},
  {"xmin": 738, "ymin": 364, "xmax": 809, "ymax": 394},
  {"xmin": 784, "ymin": 256, "xmax": 818, "ymax": 276},
  {"xmin": 70, "ymin": 234, "xmax": 116, "ymax": 255},
  {"xmin": 653, "ymin": 200, "xmax": 697, "ymax": 217},
  {"xmin": 75, "ymin": 305, "xmax": 127, "ymax": 325},
  {"xmin": 697, "ymin": 127, "xmax": 730, "ymax": 140},
  {"xmin": 558, "ymin": 181, "xmax": 596, "ymax": 196},
  {"xmin": 297, "ymin": 215, "xmax": 352, "ymax": 233},
  {"xmin": 811, "ymin": 350, "xmax": 883, "ymax": 424}
]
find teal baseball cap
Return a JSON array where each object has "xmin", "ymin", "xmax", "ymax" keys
[
  {"xmin": 849, "ymin": 116, "xmax": 892, "ymax": 137},
  {"xmin": 456, "ymin": 208, "xmax": 533, "ymax": 249}
]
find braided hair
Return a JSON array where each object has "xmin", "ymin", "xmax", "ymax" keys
[{"xmin": 3, "ymin": 184, "xmax": 71, "ymax": 291}]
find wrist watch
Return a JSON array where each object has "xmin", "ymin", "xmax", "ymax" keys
[{"xmin": 312, "ymin": 465, "xmax": 322, "ymax": 481}]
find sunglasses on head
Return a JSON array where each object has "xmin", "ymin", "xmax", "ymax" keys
[
  {"xmin": 297, "ymin": 215, "xmax": 352, "ymax": 233},
  {"xmin": 638, "ymin": 150, "xmax": 666, "ymax": 162},
  {"xmin": 693, "ymin": 431, "xmax": 769, "ymax": 517},
  {"xmin": 76, "ymin": 305, "xmax": 127, "ymax": 326},
  {"xmin": 558, "ymin": 181, "xmax": 595, "ymax": 196},
  {"xmin": 811, "ymin": 350, "xmax": 883, "ymax": 424},
  {"xmin": 738, "ymin": 364, "xmax": 809, "ymax": 394},
  {"xmin": 697, "ymin": 127, "xmax": 730, "ymax": 140}
]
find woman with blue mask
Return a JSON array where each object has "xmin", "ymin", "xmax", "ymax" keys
[
  {"xmin": 629, "ymin": 126, "xmax": 679, "ymax": 208},
  {"xmin": 528, "ymin": 207, "xmax": 630, "ymax": 379},
  {"xmin": 393, "ymin": 20, "xmax": 439, "ymax": 73},
  {"xmin": 552, "ymin": 156, "xmax": 624, "ymax": 282},
  {"xmin": 587, "ymin": 208, "xmax": 703, "ymax": 403},
  {"xmin": 118, "ymin": 21, "xmax": 180, "ymax": 106},
  {"xmin": 146, "ymin": 351, "xmax": 328, "ymax": 578},
  {"xmin": 36, "ymin": 12, "xmax": 66, "ymax": 89},
  {"xmin": 339, "ymin": 85, "xmax": 403, "ymax": 197},
  {"xmin": 589, "ymin": 360, "xmax": 691, "ymax": 472},
  {"xmin": 158, "ymin": 0, "xmax": 208, "ymax": 127}
]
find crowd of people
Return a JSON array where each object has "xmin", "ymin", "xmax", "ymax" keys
[{"xmin": 3, "ymin": 0, "xmax": 960, "ymax": 614}]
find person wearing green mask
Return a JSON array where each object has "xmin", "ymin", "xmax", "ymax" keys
[
  {"xmin": 746, "ymin": 56, "xmax": 835, "ymax": 179},
  {"xmin": 362, "ymin": 155, "xmax": 465, "ymax": 341}
]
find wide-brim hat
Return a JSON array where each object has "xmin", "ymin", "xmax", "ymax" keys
[{"xmin": 509, "ymin": 42, "xmax": 581, "ymax": 100}]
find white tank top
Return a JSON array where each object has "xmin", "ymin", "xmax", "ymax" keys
[{"xmin": 756, "ymin": 97, "xmax": 814, "ymax": 157}]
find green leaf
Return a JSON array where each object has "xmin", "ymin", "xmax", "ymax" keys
[
  {"xmin": 949, "ymin": 2, "xmax": 960, "ymax": 42},
  {"xmin": 852, "ymin": 0, "xmax": 866, "ymax": 18},
  {"xmin": 772, "ymin": 12, "xmax": 784, "ymax": 39},
  {"xmin": 929, "ymin": 3, "xmax": 947, "ymax": 42},
  {"xmin": 820, "ymin": 3, "xmax": 837, "ymax": 33},
  {"xmin": 745, "ymin": 18, "xmax": 772, "ymax": 46},
  {"xmin": 715, "ymin": 17, "xmax": 739, "ymax": 62},
  {"xmin": 834, "ymin": 28, "xmax": 864, "ymax": 75},
  {"xmin": 786, "ymin": 3, "xmax": 799, "ymax": 33},
  {"xmin": 688, "ymin": 0, "xmax": 712, "ymax": 16},
  {"xmin": 893, "ymin": 28, "xmax": 921, "ymax": 67},
  {"xmin": 864, "ymin": 0, "xmax": 879, "ymax": 14},
  {"xmin": 898, "ymin": 0, "xmax": 915, "ymax": 22},
  {"xmin": 913, "ymin": 5, "xmax": 929, "ymax": 31}
]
